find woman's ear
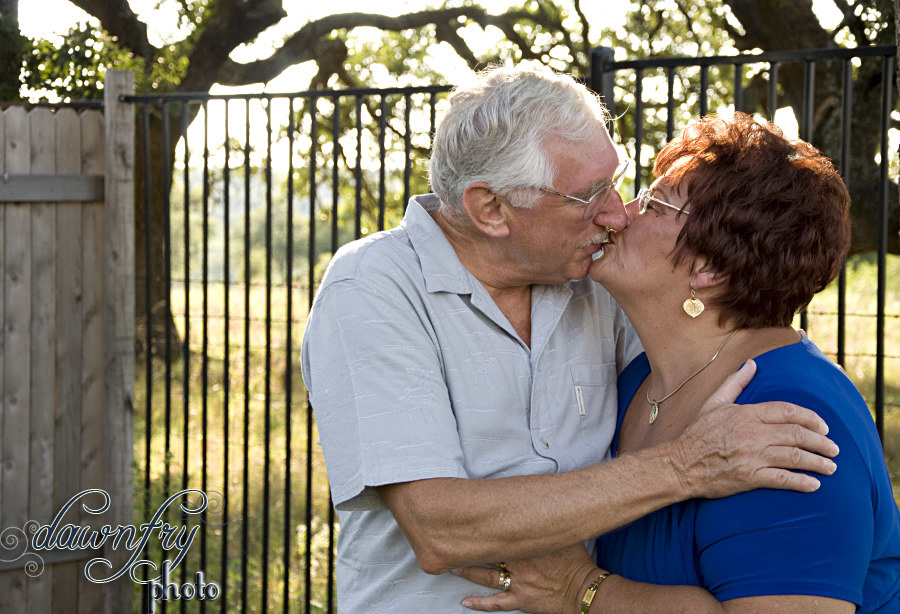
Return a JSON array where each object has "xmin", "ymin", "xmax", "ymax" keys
[
  {"xmin": 691, "ymin": 256, "xmax": 726, "ymax": 290},
  {"xmin": 461, "ymin": 182, "xmax": 511, "ymax": 238}
]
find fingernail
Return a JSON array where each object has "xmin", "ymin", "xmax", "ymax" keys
[
  {"xmin": 461, "ymin": 599, "xmax": 473, "ymax": 608},
  {"xmin": 451, "ymin": 568, "xmax": 461, "ymax": 576}
]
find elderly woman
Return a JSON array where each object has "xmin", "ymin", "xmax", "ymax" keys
[{"xmin": 457, "ymin": 112, "xmax": 900, "ymax": 613}]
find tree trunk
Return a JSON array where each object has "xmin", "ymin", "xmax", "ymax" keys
[
  {"xmin": 725, "ymin": 0, "xmax": 899, "ymax": 255},
  {"xmin": 134, "ymin": 106, "xmax": 188, "ymax": 355},
  {"xmin": 0, "ymin": 0, "xmax": 23, "ymax": 101}
]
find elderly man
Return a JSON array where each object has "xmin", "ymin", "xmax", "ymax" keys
[{"xmin": 300, "ymin": 64, "xmax": 837, "ymax": 613}]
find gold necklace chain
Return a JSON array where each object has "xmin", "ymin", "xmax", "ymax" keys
[{"xmin": 646, "ymin": 329, "xmax": 739, "ymax": 425}]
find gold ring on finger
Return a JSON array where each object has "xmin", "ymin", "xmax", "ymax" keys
[{"xmin": 498, "ymin": 568, "xmax": 511, "ymax": 591}]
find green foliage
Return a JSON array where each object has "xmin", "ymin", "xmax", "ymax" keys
[
  {"xmin": 610, "ymin": 0, "xmax": 733, "ymax": 58},
  {"xmin": 344, "ymin": 27, "xmax": 446, "ymax": 87},
  {"xmin": 21, "ymin": 0, "xmax": 212, "ymax": 101},
  {"xmin": 23, "ymin": 23, "xmax": 126, "ymax": 100},
  {"xmin": 22, "ymin": 21, "xmax": 195, "ymax": 100}
]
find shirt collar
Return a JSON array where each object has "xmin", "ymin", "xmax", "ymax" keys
[{"xmin": 404, "ymin": 194, "xmax": 478, "ymax": 295}]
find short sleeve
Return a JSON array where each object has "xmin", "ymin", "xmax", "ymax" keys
[
  {"xmin": 694, "ymin": 387, "xmax": 872, "ymax": 607},
  {"xmin": 301, "ymin": 276, "xmax": 468, "ymax": 511}
]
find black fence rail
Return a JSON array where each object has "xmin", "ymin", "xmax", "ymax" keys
[{"xmin": 127, "ymin": 44, "xmax": 896, "ymax": 614}]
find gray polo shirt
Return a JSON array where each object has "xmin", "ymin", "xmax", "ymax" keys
[{"xmin": 301, "ymin": 194, "xmax": 640, "ymax": 613}]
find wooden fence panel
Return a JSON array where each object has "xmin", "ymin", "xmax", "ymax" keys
[
  {"xmin": 0, "ymin": 71, "xmax": 134, "ymax": 614},
  {"xmin": 27, "ymin": 106, "xmax": 56, "ymax": 614},
  {"xmin": 78, "ymin": 108, "xmax": 106, "ymax": 614},
  {"xmin": 1, "ymin": 104, "xmax": 33, "ymax": 614}
]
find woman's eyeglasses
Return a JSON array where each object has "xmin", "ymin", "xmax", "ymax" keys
[{"xmin": 636, "ymin": 187, "xmax": 689, "ymax": 216}]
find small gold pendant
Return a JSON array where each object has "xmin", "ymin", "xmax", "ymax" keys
[
  {"xmin": 649, "ymin": 402, "xmax": 659, "ymax": 424},
  {"xmin": 683, "ymin": 298, "xmax": 704, "ymax": 318}
]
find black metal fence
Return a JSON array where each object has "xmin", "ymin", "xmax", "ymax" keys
[
  {"xmin": 592, "ymin": 44, "xmax": 898, "ymax": 436},
  {"xmin": 128, "ymin": 45, "xmax": 897, "ymax": 613},
  {"xmin": 130, "ymin": 85, "xmax": 451, "ymax": 614}
]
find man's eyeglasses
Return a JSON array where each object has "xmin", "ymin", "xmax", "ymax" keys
[
  {"xmin": 636, "ymin": 187, "xmax": 689, "ymax": 216},
  {"xmin": 539, "ymin": 159, "xmax": 630, "ymax": 220}
]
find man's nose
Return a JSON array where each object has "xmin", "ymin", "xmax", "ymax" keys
[{"xmin": 591, "ymin": 190, "xmax": 629, "ymax": 231}]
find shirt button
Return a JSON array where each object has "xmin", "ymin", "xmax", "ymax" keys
[{"xmin": 541, "ymin": 439, "xmax": 550, "ymax": 449}]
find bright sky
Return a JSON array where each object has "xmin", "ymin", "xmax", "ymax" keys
[
  {"xmin": 19, "ymin": 0, "xmax": 843, "ymax": 45},
  {"xmin": 17, "ymin": 0, "xmax": 845, "ymax": 145},
  {"xmin": 19, "ymin": 0, "xmax": 844, "ymax": 92},
  {"xmin": 19, "ymin": 0, "xmax": 639, "ymax": 94}
]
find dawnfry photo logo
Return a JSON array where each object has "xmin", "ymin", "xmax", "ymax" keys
[{"xmin": 0, "ymin": 489, "xmax": 233, "ymax": 613}]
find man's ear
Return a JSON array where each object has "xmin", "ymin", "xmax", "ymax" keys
[
  {"xmin": 691, "ymin": 256, "xmax": 727, "ymax": 290},
  {"xmin": 461, "ymin": 182, "xmax": 511, "ymax": 238}
]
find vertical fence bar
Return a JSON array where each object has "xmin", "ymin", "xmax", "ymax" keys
[
  {"xmin": 634, "ymin": 69, "xmax": 644, "ymax": 193},
  {"xmin": 162, "ymin": 103, "xmax": 173, "ymax": 538},
  {"xmin": 799, "ymin": 61, "xmax": 816, "ymax": 332},
  {"xmin": 767, "ymin": 62, "xmax": 779, "ymax": 121},
  {"xmin": 326, "ymin": 96, "xmax": 338, "ymax": 614},
  {"xmin": 355, "ymin": 95, "xmax": 363, "ymax": 239},
  {"xmin": 590, "ymin": 46, "xmax": 617, "ymax": 127},
  {"xmin": 875, "ymin": 55, "xmax": 893, "ymax": 441},
  {"xmin": 140, "ymin": 101, "xmax": 154, "ymax": 611},
  {"xmin": 180, "ymin": 101, "xmax": 192, "ymax": 609},
  {"xmin": 838, "ymin": 59, "xmax": 853, "ymax": 367},
  {"xmin": 332, "ymin": 95, "xmax": 340, "ymax": 252},
  {"xmin": 200, "ymin": 99, "xmax": 210, "ymax": 614},
  {"xmin": 261, "ymin": 96, "xmax": 274, "ymax": 614},
  {"xmin": 429, "ymin": 92, "xmax": 438, "ymax": 146},
  {"xmin": 666, "ymin": 66, "xmax": 675, "ymax": 139},
  {"xmin": 733, "ymin": 62, "xmax": 744, "ymax": 111},
  {"xmin": 403, "ymin": 93, "xmax": 412, "ymax": 206},
  {"xmin": 305, "ymin": 94, "xmax": 319, "ymax": 614},
  {"xmin": 699, "ymin": 65, "xmax": 709, "ymax": 117},
  {"xmin": 221, "ymin": 98, "xmax": 231, "ymax": 614},
  {"xmin": 283, "ymin": 95, "xmax": 296, "ymax": 614},
  {"xmin": 240, "ymin": 98, "xmax": 251, "ymax": 614},
  {"xmin": 378, "ymin": 96, "xmax": 387, "ymax": 230}
]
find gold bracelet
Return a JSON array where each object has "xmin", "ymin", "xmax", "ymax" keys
[{"xmin": 580, "ymin": 572, "xmax": 610, "ymax": 614}]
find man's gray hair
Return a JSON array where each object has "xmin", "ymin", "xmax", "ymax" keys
[{"xmin": 428, "ymin": 63, "xmax": 611, "ymax": 213}]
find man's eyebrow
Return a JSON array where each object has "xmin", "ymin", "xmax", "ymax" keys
[{"xmin": 584, "ymin": 171, "xmax": 617, "ymax": 194}]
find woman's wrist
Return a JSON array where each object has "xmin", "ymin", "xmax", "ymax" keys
[
  {"xmin": 568, "ymin": 564, "xmax": 607, "ymax": 614},
  {"xmin": 580, "ymin": 571, "xmax": 611, "ymax": 613}
]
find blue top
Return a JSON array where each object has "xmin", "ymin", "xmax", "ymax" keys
[{"xmin": 597, "ymin": 335, "xmax": 900, "ymax": 612}]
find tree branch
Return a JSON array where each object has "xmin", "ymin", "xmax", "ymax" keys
[
  {"xmin": 722, "ymin": 0, "xmax": 832, "ymax": 50},
  {"xmin": 829, "ymin": 0, "xmax": 871, "ymax": 44},
  {"xmin": 178, "ymin": 0, "xmax": 286, "ymax": 92},
  {"xmin": 69, "ymin": 0, "xmax": 152, "ymax": 60},
  {"xmin": 213, "ymin": 6, "xmax": 572, "ymax": 87},
  {"xmin": 214, "ymin": 8, "xmax": 486, "ymax": 86},
  {"xmin": 434, "ymin": 22, "xmax": 480, "ymax": 69}
]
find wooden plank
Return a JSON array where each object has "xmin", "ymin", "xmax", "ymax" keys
[
  {"xmin": 0, "ymin": 547, "xmax": 100, "ymax": 572},
  {"xmin": 53, "ymin": 107, "xmax": 82, "ymax": 614},
  {"xmin": 0, "ymin": 174, "xmax": 103, "ymax": 202},
  {"xmin": 79, "ymin": 110, "xmax": 105, "ymax": 494},
  {"xmin": 1, "ymin": 105, "xmax": 32, "ymax": 613},
  {"xmin": 0, "ymin": 105, "xmax": 9, "ymax": 614},
  {"xmin": 27, "ymin": 107, "xmax": 56, "ymax": 614},
  {"xmin": 102, "ymin": 71, "xmax": 135, "ymax": 614},
  {"xmin": 0, "ymin": 104, "xmax": 5, "ymax": 513},
  {"xmin": 77, "ymin": 109, "xmax": 105, "ymax": 614}
]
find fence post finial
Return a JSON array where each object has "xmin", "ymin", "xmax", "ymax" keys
[{"xmin": 589, "ymin": 46, "xmax": 617, "ymax": 130}]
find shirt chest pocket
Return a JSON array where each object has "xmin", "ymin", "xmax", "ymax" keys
[{"xmin": 568, "ymin": 363, "xmax": 618, "ymax": 452}]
